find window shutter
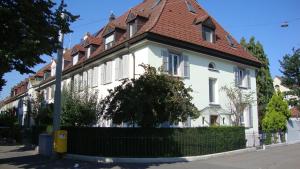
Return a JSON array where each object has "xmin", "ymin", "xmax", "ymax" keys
[
  {"xmin": 93, "ymin": 67, "xmax": 98, "ymax": 87},
  {"xmin": 247, "ymin": 70, "xmax": 251, "ymax": 89},
  {"xmin": 106, "ymin": 61, "xmax": 112, "ymax": 83},
  {"xmin": 161, "ymin": 50, "xmax": 169, "ymax": 72},
  {"xmin": 123, "ymin": 55, "xmax": 129, "ymax": 79},
  {"xmin": 83, "ymin": 71, "xmax": 87, "ymax": 89},
  {"xmin": 183, "ymin": 55, "xmax": 190, "ymax": 78},
  {"xmin": 100, "ymin": 64, "xmax": 105, "ymax": 85},
  {"xmin": 234, "ymin": 67, "xmax": 239, "ymax": 87},
  {"xmin": 119, "ymin": 57, "xmax": 123, "ymax": 79},
  {"xmin": 115, "ymin": 58, "xmax": 119, "ymax": 80},
  {"xmin": 248, "ymin": 105, "xmax": 253, "ymax": 128},
  {"xmin": 179, "ymin": 55, "xmax": 184, "ymax": 77},
  {"xmin": 88, "ymin": 69, "xmax": 93, "ymax": 88}
]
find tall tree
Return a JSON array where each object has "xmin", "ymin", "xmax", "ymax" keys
[
  {"xmin": 0, "ymin": 0, "xmax": 78, "ymax": 91},
  {"xmin": 280, "ymin": 48, "xmax": 300, "ymax": 109},
  {"xmin": 240, "ymin": 37, "xmax": 274, "ymax": 128},
  {"xmin": 99, "ymin": 65, "xmax": 200, "ymax": 128}
]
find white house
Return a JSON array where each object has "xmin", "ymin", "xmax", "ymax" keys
[{"xmin": 0, "ymin": 0, "xmax": 260, "ymax": 147}]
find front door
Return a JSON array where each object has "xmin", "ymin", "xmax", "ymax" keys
[{"xmin": 210, "ymin": 115, "xmax": 218, "ymax": 126}]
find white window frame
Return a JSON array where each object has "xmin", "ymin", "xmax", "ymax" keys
[
  {"xmin": 209, "ymin": 78, "xmax": 218, "ymax": 104},
  {"xmin": 105, "ymin": 34, "xmax": 114, "ymax": 50},
  {"xmin": 86, "ymin": 46, "xmax": 91, "ymax": 58},
  {"xmin": 235, "ymin": 68, "xmax": 250, "ymax": 89},
  {"xmin": 73, "ymin": 54, "xmax": 79, "ymax": 65},
  {"xmin": 168, "ymin": 53, "xmax": 181, "ymax": 76},
  {"xmin": 203, "ymin": 26, "xmax": 214, "ymax": 43}
]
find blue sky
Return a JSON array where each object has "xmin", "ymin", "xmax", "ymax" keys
[{"xmin": 1, "ymin": 0, "xmax": 300, "ymax": 100}]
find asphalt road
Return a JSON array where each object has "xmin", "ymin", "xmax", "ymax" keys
[{"xmin": 0, "ymin": 143, "xmax": 300, "ymax": 169}]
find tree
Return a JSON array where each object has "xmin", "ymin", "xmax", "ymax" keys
[
  {"xmin": 99, "ymin": 64, "xmax": 200, "ymax": 128},
  {"xmin": 221, "ymin": 85, "xmax": 255, "ymax": 126},
  {"xmin": 262, "ymin": 91, "xmax": 291, "ymax": 132},
  {"xmin": 30, "ymin": 92, "xmax": 53, "ymax": 126},
  {"xmin": 240, "ymin": 37, "xmax": 274, "ymax": 128},
  {"xmin": 0, "ymin": 0, "xmax": 78, "ymax": 91},
  {"xmin": 61, "ymin": 88, "xmax": 100, "ymax": 127},
  {"xmin": 280, "ymin": 48, "xmax": 300, "ymax": 109}
]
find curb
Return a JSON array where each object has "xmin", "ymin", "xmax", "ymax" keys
[
  {"xmin": 264, "ymin": 140, "xmax": 300, "ymax": 149},
  {"xmin": 65, "ymin": 147, "xmax": 256, "ymax": 164}
]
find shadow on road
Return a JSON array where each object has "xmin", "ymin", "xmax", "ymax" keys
[{"xmin": 0, "ymin": 153, "xmax": 185, "ymax": 169}]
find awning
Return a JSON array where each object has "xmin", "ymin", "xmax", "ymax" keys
[{"xmin": 200, "ymin": 105, "xmax": 232, "ymax": 116}]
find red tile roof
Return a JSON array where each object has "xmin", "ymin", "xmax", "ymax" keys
[{"xmin": 87, "ymin": 0, "xmax": 259, "ymax": 64}]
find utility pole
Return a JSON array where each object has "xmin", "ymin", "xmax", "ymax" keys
[{"xmin": 53, "ymin": 14, "xmax": 65, "ymax": 132}]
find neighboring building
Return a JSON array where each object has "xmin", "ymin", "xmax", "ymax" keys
[
  {"xmin": 0, "ymin": 0, "xmax": 260, "ymax": 146},
  {"xmin": 273, "ymin": 76, "xmax": 299, "ymax": 101}
]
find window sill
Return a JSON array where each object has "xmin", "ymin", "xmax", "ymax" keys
[
  {"xmin": 208, "ymin": 68, "xmax": 219, "ymax": 72},
  {"xmin": 238, "ymin": 86, "xmax": 250, "ymax": 90},
  {"xmin": 209, "ymin": 103, "xmax": 220, "ymax": 106}
]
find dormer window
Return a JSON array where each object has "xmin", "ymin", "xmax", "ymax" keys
[
  {"xmin": 226, "ymin": 35, "xmax": 236, "ymax": 48},
  {"xmin": 202, "ymin": 26, "xmax": 214, "ymax": 43},
  {"xmin": 73, "ymin": 54, "xmax": 79, "ymax": 65},
  {"xmin": 186, "ymin": 0, "xmax": 196, "ymax": 13},
  {"xmin": 105, "ymin": 34, "xmax": 114, "ymax": 50},
  {"xmin": 129, "ymin": 22, "xmax": 136, "ymax": 38}
]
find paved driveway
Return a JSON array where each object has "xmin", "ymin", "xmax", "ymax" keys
[{"xmin": 0, "ymin": 143, "xmax": 300, "ymax": 169}]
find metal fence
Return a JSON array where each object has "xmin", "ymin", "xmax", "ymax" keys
[{"xmin": 65, "ymin": 127, "xmax": 246, "ymax": 157}]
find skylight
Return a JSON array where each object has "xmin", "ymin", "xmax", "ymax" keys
[
  {"xmin": 226, "ymin": 35, "xmax": 236, "ymax": 47},
  {"xmin": 186, "ymin": 0, "xmax": 196, "ymax": 13},
  {"xmin": 151, "ymin": 0, "xmax": 161, "ymax": 9}
]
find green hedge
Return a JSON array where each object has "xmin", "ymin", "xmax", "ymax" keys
[{"xmin": 65, "ymin": 127, "xmax": 246, "ymax": 157}]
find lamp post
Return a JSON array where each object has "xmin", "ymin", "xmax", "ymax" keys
[{"xmin": 53, "ymin": 19, "xmax": 65, "ymax": 132}]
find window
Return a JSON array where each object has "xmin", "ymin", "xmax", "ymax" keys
[
  {"xmin": 235, "ymin": 68, "xmax": 251, "ymax": 89},
  {"xmin": 73, "ymin": 54, "xmax": 79, "ymax": 65},
  {"xmin": 101, "ymin": 62, "xmax": 112, "ymax": 84},
  {"xmin": 92, "ymin": 67, "xmax": 98, "ymax": 87},
  {"xmin": 50, "ymin": 85, "xmax": 55, "ymax": 99},
  {"xmin": 208, "ymin": 62, "xmax": 217, "ymax": 71},
  {"xmin": 83, "ymin": 71, "xmax": 88, "ymax": 89},
  {"xmin": 202, "ymin": 26, "xmax": 214, "ymax": 43},
  {"xmin": 88, "ymin": 69, "xmax": 93, "ymax": 88},
  {"xmin": 186, "ymin": 1, "xmax": 196, "ymax": 13},
  {"xmin": 105, "ymin": 34, "xmax": 114, "ymax": 49},
  {"xmin": 162, "ymin": 50, "xmax": 190, "ymax": 78},
  {"xmin": 44, "ymin": 71, "xmax": 50, "ymax": 80},
  {"xmin": 129, "ymin": 22, "xmax": 136, "ymax": 38},
  {"xmin": 226, "ymin": 35, "xmax": 236, "ymax": 47},
  {"xmin": 209, "ymin": 78, "xmax": 217, "ymax": 103}
]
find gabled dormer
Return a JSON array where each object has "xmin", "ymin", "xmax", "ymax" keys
[
  {"xmin": 50, "ymin": 59, "xmax": 56, "ymax": 77},
  {"xmin": 83, "ymin": 34, "xmax": 101, "ymax": 58},
  {"xmin": 194, "ymin": 16, "xmax": 216, "ymax": 43},
  {"xmin": 71, "ymin": 45, "xmax": 85, "ymax": 65},
  {"xmin": 126, "ymin": 11, "xmax": 149, "ymax": 38},
  {"xmin": 102, "ymin": 23, "xmax": 126, "ymax": 50}
]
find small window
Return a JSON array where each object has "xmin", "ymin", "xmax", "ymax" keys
[
  {"xmin": 209, "ymin": 78, "xmax": 217, "ymax": 103},
  {"xmin": 129, "ymin": 22, "xmax": 136, "ymax": 38},
  {"xmin": 202, "ymin": 117, "xmax": 205, "ymax": 125},
  {"xmin": 105, "ymin": 34, "xmax": 114, "ymax": 50},
  {"xmin": 208, "ymin": 62, "xmax": 216, "ymax": 70},
  {"xmin": 202, "ymin": 26, "xmax": 214, "ymax": 43},
  {"xmin": 186, "ymin": 1, "xmax": 196, "ymax": 13},
  {"xmin": 226, "ymin": 35, "xmax": 236, "ymax": 47}
]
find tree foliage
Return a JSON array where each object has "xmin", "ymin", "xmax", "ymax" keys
[
  {"xmin": 99, "ymin": 65, "xmax": 200, "ymax": 128},
  {"xmin": 262, "ymin": 91, "xmax": 291, "ymax": 132},
  {"xmin": 280, "ymin": 48, "xmax": 300, "ymax": 108},
  {"xmin": 221, "ymin": 85, "xmax": 255, "ymax": 126},
  {"xmin": 240, "ymin": 37, "xmax": 274, "ymax": 128},
  {"xmin": 31, "ymin": 92, "xmax": 53, "ymax": 126},
  {"xmin": 0, "ymin": 0, "xmax": 78, "ymax": 91},
  {"xmin": 61, "ymin": 88, "xmax": 100, "ymax": 127}
]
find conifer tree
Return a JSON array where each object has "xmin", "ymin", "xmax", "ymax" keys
[{"xmin": 240, "ymin": 37, "xmax": 274, "ymax": 128}]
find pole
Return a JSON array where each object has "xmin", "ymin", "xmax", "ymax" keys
[{"xmin": 53, "ymin": 26, "xmax": 64, "ymax": 132}]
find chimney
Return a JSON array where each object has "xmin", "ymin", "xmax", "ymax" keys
[
  {"xmin": 63, "ymin": 48, "xmax": 68, "ymax": 54},
  {"xmin": 109, "ymin": 11, "xmax": 116, "ymax": 22},
  {"xmin": 83, "ymin": 32, "xmax": 89, "ymax": 40}
]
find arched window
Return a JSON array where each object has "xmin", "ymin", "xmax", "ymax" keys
[{"xmin": 208, "ymin": 62, "xmax": 216, "ymax": 70}]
